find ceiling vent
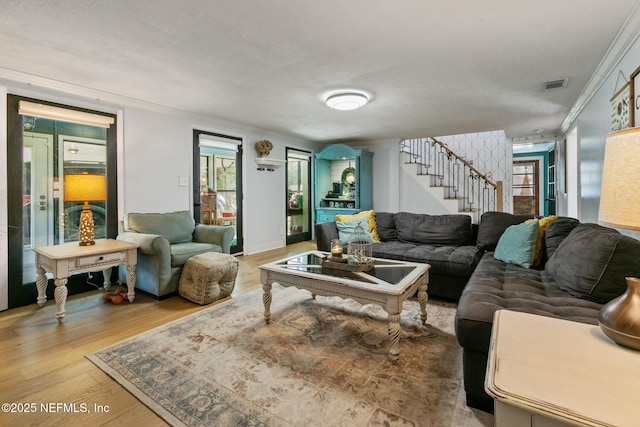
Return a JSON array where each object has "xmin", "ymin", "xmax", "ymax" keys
[{"xmin": 543, "ymin": 78, "xmax": 569, "ymax": 92}]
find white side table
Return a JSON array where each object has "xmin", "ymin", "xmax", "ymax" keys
[
  {"xmin": 33, "ymin": 239, "xmax": 138, "ymax": 321},
  {"xmin": 486, "ymin": 309, "xmax": 640, "ymax": 427}
]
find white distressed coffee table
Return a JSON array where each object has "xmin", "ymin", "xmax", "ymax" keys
[{"xmin": 259, "ymin": 251, "xmax": 430, "ymax": 361}]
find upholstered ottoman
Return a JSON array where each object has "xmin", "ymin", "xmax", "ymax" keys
[{"xmin": 179, "ymin": 252, "xmax": 238, "ymax": 304}]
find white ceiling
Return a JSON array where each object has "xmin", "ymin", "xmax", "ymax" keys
[{"xmin": 0, "ymin": 1, "xmax": 638, "ymax": 142}]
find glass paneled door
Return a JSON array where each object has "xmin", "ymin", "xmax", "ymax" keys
[
  {"xmin": 7, "ymin": 95, "xmax": 117, "ymax": 309},
  {"xmin": 194, "ymin": 130, "xmax": 243, "ymax": 254},
  {"xmin": 22, "ymin": 133, "xmax": 54, "ymax": 284},
  {"xmin": 286, "ymin": 148, "xmax": 312, "ymax": 244}
]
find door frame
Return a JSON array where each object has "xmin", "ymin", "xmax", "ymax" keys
[
  {"xmin": 192, "ymin": 129, "xmax": 244, "ymax": 254},
  {"xmin": 6, "ymin": 94, "xmax": 118, "ymax": 309},
  {"xmin": 512, "ymin": 159, "xmax": 541, "ymax": 216},
  {"xmin": 285, "ymin": 147, "xmax": 312, "ymax": 245}
]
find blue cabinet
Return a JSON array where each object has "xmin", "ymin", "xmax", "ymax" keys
[{"xmin": 314, "ymin": 144, "xmax": 374, "ymax": 223}]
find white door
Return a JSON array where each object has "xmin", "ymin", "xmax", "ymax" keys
[{"xmin": 22, "ymin": 133, "xmax": 54, "ymax": 283}]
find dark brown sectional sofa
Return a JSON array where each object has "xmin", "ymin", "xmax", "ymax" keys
[
  {"xmin": 315, "ymin": 211, "xmax": 640, "ymax": 413},
  {"xmin": 456, "ymin": 214, "xmax": 640, "ymax": 412}
]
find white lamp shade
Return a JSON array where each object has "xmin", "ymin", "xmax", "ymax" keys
[
  {"xmin": 598, "ymin": 127, "xmax": 640, "ymax": 231},
  {"xmin": 326, "ymin": 92, "xmax": 368, "ymax": 110}
]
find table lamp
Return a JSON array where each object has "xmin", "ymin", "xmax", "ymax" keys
[
  {"xmin": 597, "ymin": 127, "xmax": 640, "ymax": 350},
  {"xmin": 64, "ymin": 172, "xmax": 107, "ymax": 246}
]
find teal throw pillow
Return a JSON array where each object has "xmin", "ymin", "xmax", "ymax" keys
[
  {"xmin": 493, "ymin": 220, "xmax": 540, "ymax": 268},
  {"xmin": 336, "ymin": 217, "xmax": 374, "ymax": 244}
]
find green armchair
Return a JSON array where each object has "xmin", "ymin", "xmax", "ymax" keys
[{"xmin": 116, "ymin": 210, "xmax": 234, "ymax": 298}]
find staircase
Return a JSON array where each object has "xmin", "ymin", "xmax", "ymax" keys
[{"xmin": 400, "ymin": 137, "xmax": 503, "ymax": 223}]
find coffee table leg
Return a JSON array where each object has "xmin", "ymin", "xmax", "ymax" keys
[
  {"xmin": 388, "ymin": 312, "xmax": 401, "ymax": 362},
  {"xmin": 417, "ymin": 277, "xmax": 428, "ymax": 325},
  {"xmin": 262, "ymin": 282, "xmax": 272, "ymax": 324}
]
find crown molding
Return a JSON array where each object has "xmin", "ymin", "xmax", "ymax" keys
[{"xmin": 561, "ymin": 2, "xmax": 640, "ymax": 134}]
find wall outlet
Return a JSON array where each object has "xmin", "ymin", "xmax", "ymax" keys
[
  {"xmin": 178, "ymin": 176, "xmax": 188, "ymax": 187},
  {"xmin": 279, "ymin": 227, "xmax": 284, "ymax": 236}
]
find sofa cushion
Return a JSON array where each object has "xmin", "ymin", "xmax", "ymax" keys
[
  {"xmin": 336, "ymin": 210, "xmax": 380, "ymax": 242},
  {"xmin": 403, "ymin": 245, "xmax": 483, "ymax": 278},
  {"xmin": 126, "ymin": 210, "xmax": 195, "ymax": 244},
  {"xmin": 170, "ymin": 242, "xmax": 223, "ymax": 267},
  {"xmin": 546, "ymin": 224, "xmax": 640, "ymax": 304},
  {"xmin": 494, "ymin": 221, "xmax": 540, "ymax": 268},
  {"xmin": 372, "ymin": 241, "xmax": 482, "ymax": 278},
  {"xmin": 372, "ymin": 241, "xmax": 417, "ymax": 260},
  {"xmin": 476, "ymin": 211, "xmax": 534, "ymax": 251},
  {"xmin": 542, "ymin": 217, "xmax": 580, "ymax": 262},
  {"xmin": 375, "ymin": 212, "xmax": 397, "ymax": 241},
  {"xmin": 455, "ymin": 253, "xmax": 603, "ymax": 353},
  {"xmin": 393, "ymin": 212, "xmax": 472, "ymax": 245}
]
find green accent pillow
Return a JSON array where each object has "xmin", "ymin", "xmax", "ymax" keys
[
  {"xmin": 493, "ymin": 220, "xmax": 540, "ymax": 268},
  {"xmin": 336, "ymin": 217, "xmax": 374, "ymax": 244}
]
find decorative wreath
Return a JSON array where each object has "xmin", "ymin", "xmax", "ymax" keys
[{"xmin": 341, "ymin": 166, "xmax": 356, "ymax": 186}]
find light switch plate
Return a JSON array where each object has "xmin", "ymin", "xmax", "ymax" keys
[{"xmin": 178, "ymin": 176, "xmax": 189, "ymax": 186}]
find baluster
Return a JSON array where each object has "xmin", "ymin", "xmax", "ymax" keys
[
  {"xmin": 399, "ymin": 138, "xmax": 500, "ymax": 214},
  {"xmin": 452, "ymin": 163, "xmax": 460, "ymax": 198},
  {"xmin": 465, "ymin": 170, "xmax": 470, "ymax": 212}
]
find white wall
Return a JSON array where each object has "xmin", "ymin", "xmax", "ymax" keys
[
  {"xmin": 122, "ymin": 108, "xmax": 192, "ymax": 213},
  {"xmin": 244, "ymin": 130, "xmax": 321, "ymax": 254},
  {"xmin": 565, "ymin": 128, "xmax": 579, "ymax": 218},
  {"xmin": 120, "ymin": 108, "xmax": 321, "ymax": 254},
  {"xmin": 367, "ymin": 139, "xmax": 401, "ymax": 213},
  {"xmin": 563, "ymin": 15, "xmax": 640, "ymax": 240},
  {"xmin": 399, "ymin": 163, "xmax": 453, "ymax": 214}
]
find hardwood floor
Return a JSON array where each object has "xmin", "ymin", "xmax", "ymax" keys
[{"xmin": 0, "ymin": 241, "xmax": 316, "ymax": 427}]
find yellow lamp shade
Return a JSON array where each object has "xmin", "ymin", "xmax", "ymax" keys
[
  {"xmin": 64, "ymin": 172, "xmax": 106, "ymax": 245},
  {"xmin": 64, "ymin": 173, "xmax": 107, "ymax": 202}
]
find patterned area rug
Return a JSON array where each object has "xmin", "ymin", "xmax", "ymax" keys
[{"xmin": 87, "ymin": 286, "xmax": 493, "ymax": 426}]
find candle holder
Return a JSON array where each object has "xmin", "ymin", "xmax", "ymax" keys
[{"xmin": 330, "ymin": 239, "xmax": 344, "ymax": 258}]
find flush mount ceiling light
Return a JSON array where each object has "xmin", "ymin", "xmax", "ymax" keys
[{"xmin": 325, "ymin": 92, "xmax": 369, "ymax": 111}]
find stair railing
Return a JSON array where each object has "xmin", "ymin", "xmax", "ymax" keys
[{"xmin": 400, "ymin": 137, "xmax": 503, "ymax": 217}]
